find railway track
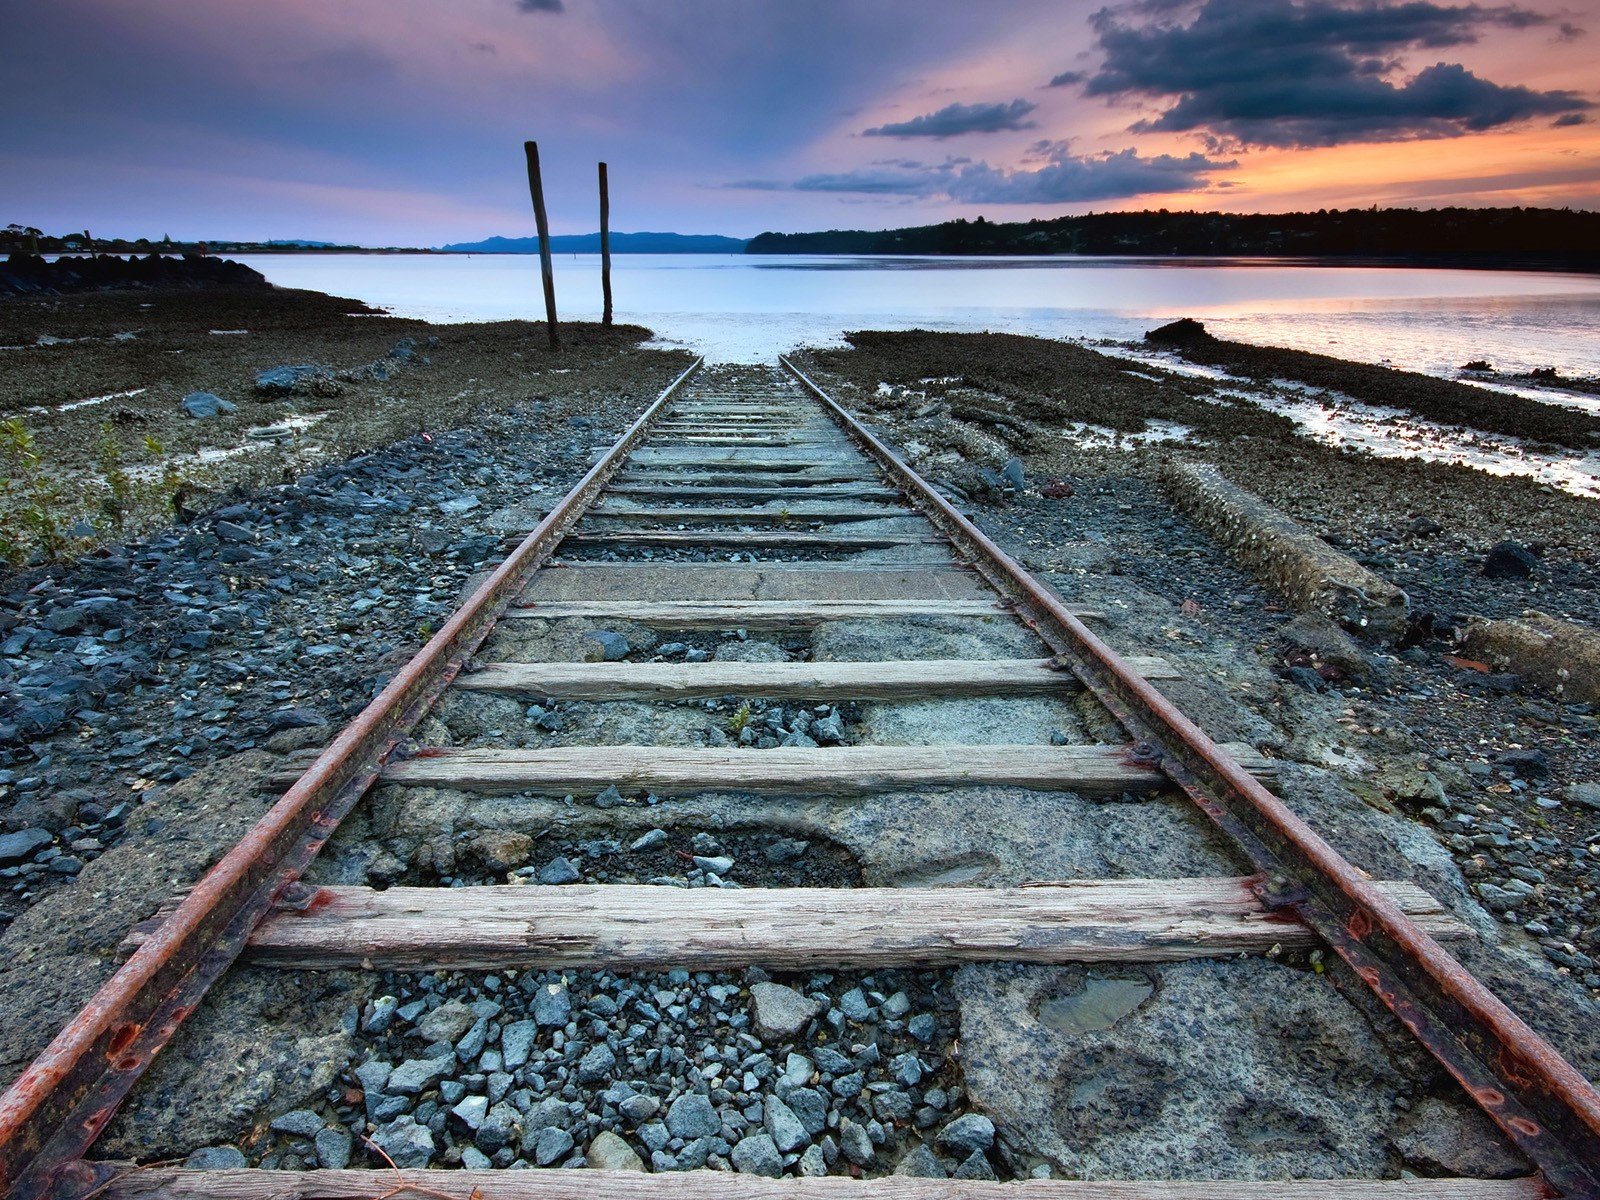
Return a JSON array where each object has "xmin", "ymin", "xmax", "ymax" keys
[{"xmin": 1, "ymin": 358, "xmax": 1598, "ymax": 1198}]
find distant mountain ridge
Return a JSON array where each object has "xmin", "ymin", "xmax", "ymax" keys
[{"xmin": 441, "ymin": 231, "xmax": 746, "ymax": 254}]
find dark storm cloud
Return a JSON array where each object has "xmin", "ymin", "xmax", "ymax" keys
[
  {"xmin": 862, "ymin": 99, "xmax": 1038, "ymax": 138},
  {"xmin": 728, "ymin": 144, "xmax": 1234, "ymax": 202},
  {"xmin": 515, "ymin": 0, "xmax": 564, "ymax": 12},
  {"xmin": 1047, "ymin": 70, "xmax": 1088, "ymax": 87},
  {"xmin": 1085, "ymin": 0, "xmax": 1593, "ymax": 147},
  {"xmin": 1554, "ymin": 112, "xmax": 1589, "ymax": 125}
]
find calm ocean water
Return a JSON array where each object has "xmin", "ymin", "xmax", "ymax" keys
[{"xmin": 238, "ymin": 252, "xmax": 1600, "ymax": 375}]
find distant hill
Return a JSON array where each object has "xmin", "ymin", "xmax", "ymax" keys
[
  {"xmin": 442, "ymin": 232, "xmax": 746, "ymax": 254},
  {"xmin": 745, "ymin": 208, "xmax": 1600, "ymax": 269}
]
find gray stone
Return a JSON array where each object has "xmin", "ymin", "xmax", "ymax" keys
[
  {"xmin": 811, "ymin": 710, "xmax": 845, "ymax": 745},
  {"xmin": 831, "ymin": 1071, "xmax": 864, "ymax": 1099},
  {"xmin": 373, "ymin": 1117, "xmax": 435, "ymax": 1168},
  {"xmin": 798, "ymin": 1144, "xmax": 828, "ymax": 1176},
  {"xmin": 908, "ymin": 1013, "xmax": 936, "ymax": 1043},
  {"xmin": 894, "ymin": 1144, "xmax": 948, "ymax": 1177},
  {"xmin": 638, "ymin": 1121, "xmax": 671, "ymax": 1152},
  {"xmin": 501, "ymin": 1019, "xmax": 538, "ymax": 1069},
  {"xmin": 584, "ymin": 630, "xmax": 631, "ymax": 662},
  {"xmin": 630, "ymin": 828, "xmax": 668, "ymax": 852},
  {"xmin": 577, "ymin": 1043, "xmax": 617, "ymax": 1084},
  {"xmin": 839, "ymin": 987, "xmax": 873, "ymax": 1021},
  {"xmin": 524, "ymin": 1096, "xmax": 569, "ymax": 1134},
  {"xmin": 315, "ymin": 1127, "xmax": 353, "ymax": 1170},
  {"xmin": 387, "ymin": 1055, "xmax": 452, "ymax": 1096},
  {"xmin": 764, "ymin": 1095, "xmax": 808, "ymax": 1153},
  {"xmin": 416, "ymin": 1001, "xmax": 476, "ymax": 1044},
  {"xmin": 749, "ymin": 981, "xmax": 822, "ymax": 1040},
  {"xmin": 355, "ymin": 1060, "xmax": 393, "ymax": 1113},
  {"xmin": 255, "ymin": 364, "xmax": 329, "ymax": 394},
  {"xmin": 451, "ymin": 1095, "xmax": 489, "ymax": 1130},
  {"xmin": 938, "ymin": 1113, "xmax": 995, "ymax": 1155},
  {"xmin": 839, "ymin": 1117, "xmax": 875, "ymax": 1166},
  {"xmin": 587, "ymin": 1130, "xmax": 645, "ymax": 1171},
  {"xmin": 0, "ymin": 828, "xmax": 52, "ymax": 868},
  {"xmin": 535, "ymin": 1125, "xmax": 576, "ymax": 1165},
  {"xmin": 477, "ymin": 1102, "xmax": 521, "ymax": 1155},
  {"xmin": 537, "ymin": 855, "xmax": 581, "ymax": 885},
  {"xmin": 955, "ymin": 1149, "xmax": 998, "ymax": 1180},
  {"xmin": 731, "ymin": 1132, "xmax": 783, "ymax": 1177},
  {"xmin": 693, "ymin": 854, "xmax": 735, "ymax": 875},
  {"xmin": 620, "ymin": 1094, "xmax": 660, "ymax": 1122},
  {"xmin": 1477, "ymin": 882, "xmax": 1525, "ymax": 911},
  {"xmin": 1567, "ymin": 782, "xmax": 1600, "ymax": 812},
  {"xmin": 786, "ymin": 1087, "xmax": 828, "ymax": 1136},
  {"xmin": 180, "ymin": 392, "xmax": 237, "ymax": 419},
  {"xmin": 268, "ymin": 1109, "xmax": 325, "ymax": 1137},
  {"xmin": 676, "ymin": 1135, "xmax": 713, "ymax": 1169},
  {"xmin": 1001, "ymin": 457, "xmax": 1026, "ymax": 491},
  {"xmin": 666, "ymin": 1092, "xmax": 722, "ymax": 1139},
  {"xmin": 456, "ymin": 1015, "xmax": 490, "ymax": 1061},
  {"xmin": 875, "ymin": 1089, "xmax": 915, "ymax": 1121},
  {"xmin": 184, "ymin": 1146, "xmax": 246, "ymax": 1169},
  {"xmin": 890, "ymin": 1052, "xmax": 923, "ymax": 1087},
  {"xmin": 363, "ymin": 995, "xmax": 399, "ymax": 1033},
  {"xmin": 532, "ymin": 982, "xmax": 572, "ymax": 1027}
]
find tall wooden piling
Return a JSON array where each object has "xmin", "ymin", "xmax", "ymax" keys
[
  {"xmin": 523, "ymin": 140, "xmax": 559, "ymax": 349},
  {"xmin": 598, "ymin": 161, "xmax": 613, "ymax": 327}
]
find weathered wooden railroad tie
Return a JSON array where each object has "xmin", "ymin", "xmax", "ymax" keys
[{"xmin": 1, "ymin": 360, "xmax": 1598, "ymax": 1200}]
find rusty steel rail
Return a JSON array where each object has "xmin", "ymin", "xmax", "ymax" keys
[
  {"xmin": 0, "ymin": 357, "xmax": 703, "ymax": 1200},
  {"xmin": 780, "ymin": 355, "xmax": 1600, "ymax": 1199}
]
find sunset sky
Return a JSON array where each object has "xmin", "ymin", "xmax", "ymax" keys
[{"xmin": 2, "ymin": 0, "xmax": 1597, "ymax": 243}]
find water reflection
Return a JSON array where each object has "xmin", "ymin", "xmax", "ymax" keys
[{"xmin": 237, "ymin": 252, "xmax": 1600, "ymax": 375}]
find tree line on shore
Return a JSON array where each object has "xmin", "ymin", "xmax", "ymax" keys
[{"xmin": 744, "ymin": 207, "xmax": 1600, "ymax": 266}]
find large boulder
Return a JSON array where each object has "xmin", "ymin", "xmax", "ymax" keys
[{"xmin": 1144, "ymin": 317, "xmax": 1213, "ymax": 346}]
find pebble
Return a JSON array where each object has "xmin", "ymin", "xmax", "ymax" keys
[
  {"xmin": 584, "ymin": 630, "xmax": 631, "ymax": 662},
  {"xmin": 937, "ymin": 1112, "xmax": 996, "ymax": 1155},
  {"xmin": 732, "ymin": 1132, "xmax": 783, "ymax": 1177},
  {"xmin": 630, "ymin": 828, "xmax": 668, "ymax": 852},
  {"xmin": 749, "ymin": 981, "xmax": 822, "ymax": 1040},
  {"xmin": 587, "ymin": 1130, "xmax": 644, "ymax": 1171},
  {"xmin": 531, "ymin": 982, "xmax": 572, "ymax": 1028},
  {"xmin": 537, "ymin": 856, "xmax": 581, "ymax": 885},
  {"xmin": 666, "ymin": 1092, "xmax": 722, "ymax": 1139}
]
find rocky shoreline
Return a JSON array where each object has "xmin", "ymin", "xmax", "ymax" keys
[
  {"xmin": 793, "ymin": 330, "xmax": 1600, "ymax": 1006},
  {"xmin": 0, "ymin": 252, "xmax": 269, "ymax": 298}
]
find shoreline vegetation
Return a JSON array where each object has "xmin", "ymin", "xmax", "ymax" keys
[
  {"xmin": 0, "ymin": 275, "xmax": 673, "ymax": 567},
  {"xmin": 8, "ymin": 205, "xmax": 1600, "ymax": 273}
]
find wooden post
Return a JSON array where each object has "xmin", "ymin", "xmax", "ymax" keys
[
  {"xmin": 598, "ymin": 161, "xmax": 613, "ymax": 326},
  {"xmin": 523, "ymin": 140, "xmax": 559, "ymax": 349}
]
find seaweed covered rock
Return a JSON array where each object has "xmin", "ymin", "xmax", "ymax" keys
[{"xmin": 1144, "ymin": 317, "xmax": 1213, "ymax": 346}]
